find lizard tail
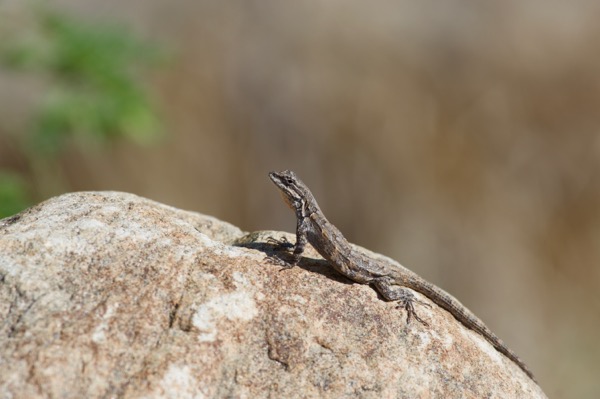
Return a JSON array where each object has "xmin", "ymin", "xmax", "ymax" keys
[{"xmin": 404, "ymin": 275, "xmax": 536, "ymax": 382}]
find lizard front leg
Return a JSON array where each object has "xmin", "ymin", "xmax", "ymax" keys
[
  {"xmin": 289, "ymin": 214, "xmax": 309, "ymax": 265},
  {"xmin": 372, "ymin": 277, "xmax": 431, "ymax": 326},
  {"xmin": 266, "ymin": 215, "xmax": 310, "ymax": 269},
  {"xmin": 276, "ymin": 214, "xmax": 310, "ymax": 268}
]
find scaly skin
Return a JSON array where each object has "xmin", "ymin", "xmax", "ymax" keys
[{"xmin": 269, "ymin": 169, "xmax": 535, "ymax": 381}]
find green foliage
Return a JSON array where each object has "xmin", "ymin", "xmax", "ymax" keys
[
  {"xmin": 0, "ymin": 173, "xmax": 29, "ymax": 219},
  {"xmin": 2, "ymin": 9, "xmax": 163, "ymax": 154},
  {"xmin": 0, "ymin": 6, "xmax": 165, "ymax": 218}
]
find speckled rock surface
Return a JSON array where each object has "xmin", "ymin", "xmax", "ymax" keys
[{"xmin": 0, "ymin": 192, "xmax": 546, "ymax": 398}]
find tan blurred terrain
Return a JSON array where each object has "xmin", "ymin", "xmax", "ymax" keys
[{"xmin": 1, "ymin": 1, "xmax": 599, "ymax": 397}]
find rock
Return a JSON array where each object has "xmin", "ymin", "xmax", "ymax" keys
[{"xmin": 0, "ymin": 192, "xmax": 546, "ymax": 398}]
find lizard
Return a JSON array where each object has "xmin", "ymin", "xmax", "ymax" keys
[{"xmin": 268, "ymin": 169, "xmax": 535, "ymax": 381}]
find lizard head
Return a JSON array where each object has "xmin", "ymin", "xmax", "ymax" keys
[{"xmin": 269, "ymin": 170, "xmax": 316, "ymax": 216}]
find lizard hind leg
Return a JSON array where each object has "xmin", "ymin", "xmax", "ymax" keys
[{"xmin": 372, "ymin": 278, "xmax": 431, "ymax": 326}]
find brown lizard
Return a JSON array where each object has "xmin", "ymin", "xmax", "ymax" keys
[{"xmin": 268, "ymin": 169, "xmax": 535, "ymax": 381}]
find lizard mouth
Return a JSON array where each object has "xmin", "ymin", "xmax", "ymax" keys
[
  {"xmin": 269, "ymin": 171, "xmax": 297, "ymax": 210},
  {"xmin": 268, "ymin": 171, "xmax": 289, "ymax": 188}
]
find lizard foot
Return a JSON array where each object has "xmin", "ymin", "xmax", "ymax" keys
[
  {"xmin": 264, "ymin": 236, "xmax": 297, "ymax": 269},
  {"xmin": 264, "ymin": 254, "xmax": 296, "ymax": 270},
  {"xmin": 266, "ymin": 235, "xmax": 294, "ymax": 250},
  {"xmin": 395, "ymin": 291, "xmax": 431, "ymax": 327}
]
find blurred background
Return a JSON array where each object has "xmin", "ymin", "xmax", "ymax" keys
[{"xmin": 1, "ymin": 1, "xmax": 599, "ymax": 396}]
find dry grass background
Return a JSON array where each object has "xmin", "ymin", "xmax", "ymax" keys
[{"xmin": 2, "ymin": 1, "xmax": 600, "ymax": 397}]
